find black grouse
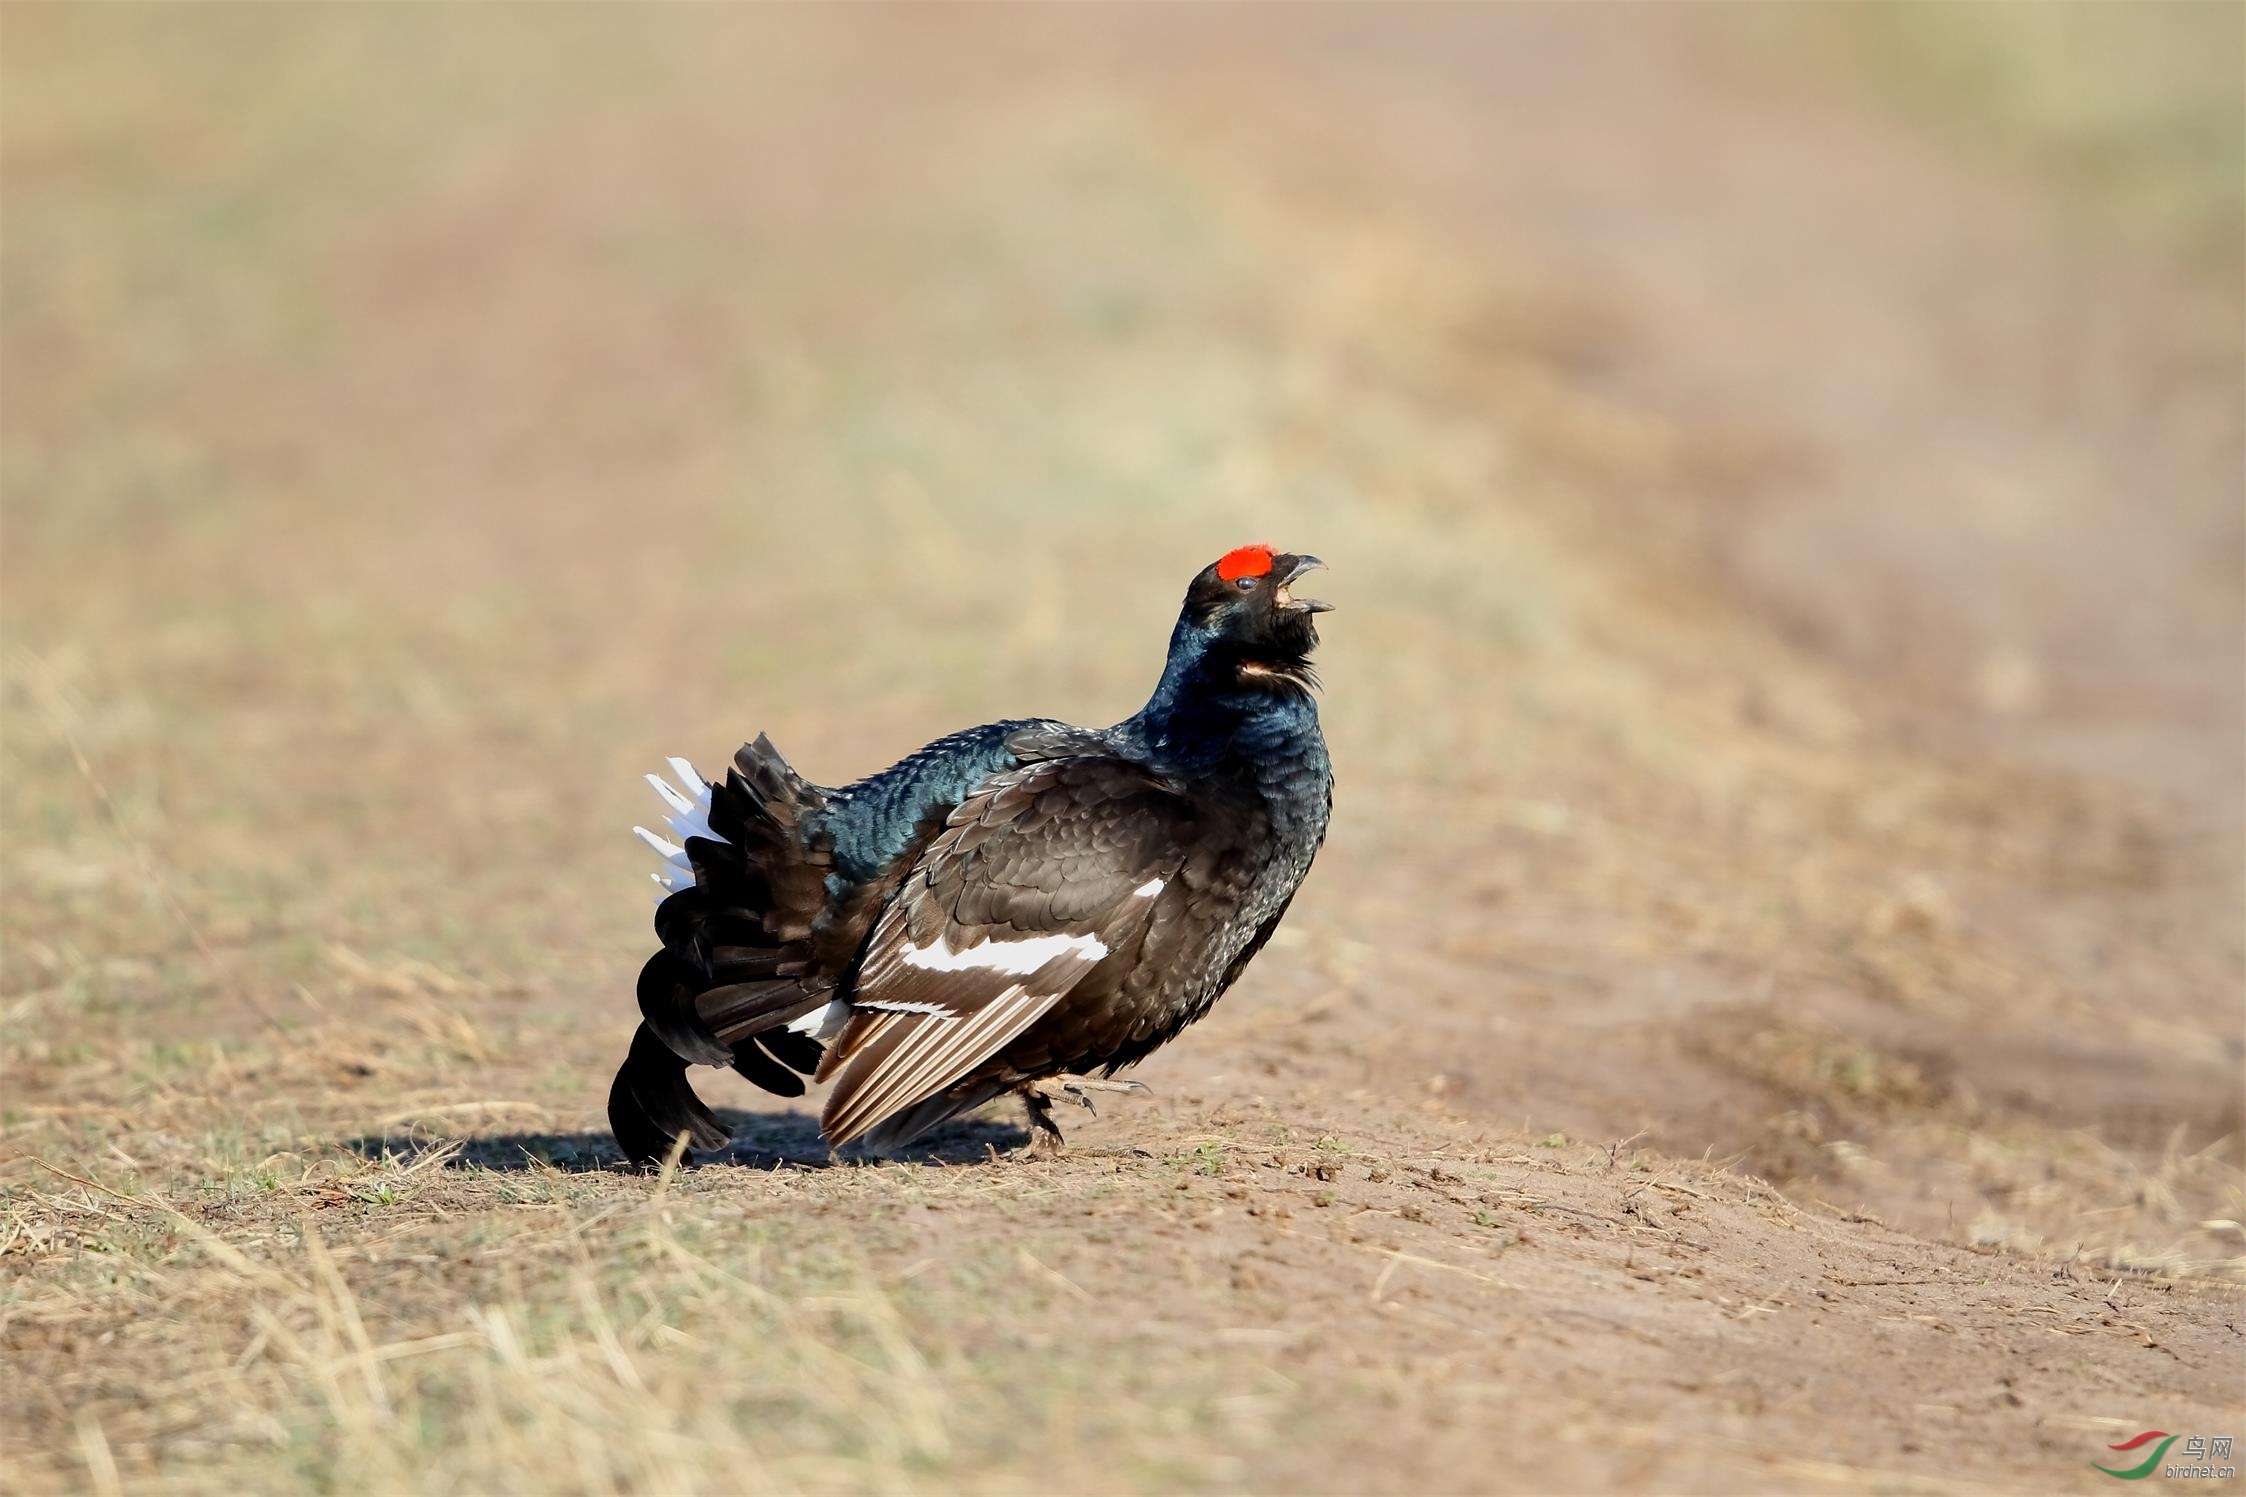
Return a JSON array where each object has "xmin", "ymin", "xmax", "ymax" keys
[{"xmin": 610, "ymin": 545, "xmax": 1333, "ymax": 1162}]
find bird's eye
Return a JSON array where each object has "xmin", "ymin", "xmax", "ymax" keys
[{"xmin": 1234, "ymin": 576, "xmax": 1258, "ymax": 591}]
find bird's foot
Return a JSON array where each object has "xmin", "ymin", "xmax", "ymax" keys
[{"xmin": 1036, "ymin": 1075, "xmax": 1150, "ymax": 1118}]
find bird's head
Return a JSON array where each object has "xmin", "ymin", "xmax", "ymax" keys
[{"xmin": 1173, "ymin": 544, "xmax": 1330, "ymax": 690}]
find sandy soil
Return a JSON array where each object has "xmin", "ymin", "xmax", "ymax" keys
[{"xmin": 4, "ymin": 7, "xmax": 2240, "ymax": 1494}]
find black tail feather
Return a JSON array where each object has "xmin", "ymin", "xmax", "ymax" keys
[
  {"xmin": 609, "ymin": 1022, "xmax": 732, "ymax": 1165},
  {"xmin": 729, "ymin": 1039, "xmax": 808, "ymax": 1098},
  {"xmin": 637, "ymin": 947, "xmax": 735, "ymax": 1067},
  {"xmin": 616, "ymin": 737, "xmax": 836, "ymax": 1163},
  {"xmin": 755, "ymin": 1026, "xmax": 825, "ymax": 1075}
]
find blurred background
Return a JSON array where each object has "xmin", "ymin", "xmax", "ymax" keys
[{"xmin": 4, "ymin": 5, "xmax": 2240, "ymax": 1493}]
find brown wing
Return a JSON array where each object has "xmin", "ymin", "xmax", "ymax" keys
[{"xmin": 817, "ymin": 755, "xmax": 1191, "ymax": 1146}]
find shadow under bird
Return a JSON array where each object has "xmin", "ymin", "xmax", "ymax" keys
[{"xmin": 610, "ymin": 545, "xmax": 1334, "ymax": 1162}]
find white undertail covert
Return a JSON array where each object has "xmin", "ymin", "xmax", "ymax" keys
[{"xmin": 635, "ymin": 756, "xmax": 723, "ymax": 898}]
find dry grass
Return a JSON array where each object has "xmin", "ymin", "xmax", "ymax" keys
[{"xmin": 8, "ymin": 1090, "xmax": 2236, "ymax": 1496}]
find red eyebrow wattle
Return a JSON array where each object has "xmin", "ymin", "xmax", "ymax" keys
[{"xmin": 1216, "ymin": 545, "xmax": 1275, "ymax": 582}]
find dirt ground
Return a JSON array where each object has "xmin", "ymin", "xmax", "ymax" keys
[{"xmin": 4, "ymin": 7, "xmax": 2241, "ymax": 1494}]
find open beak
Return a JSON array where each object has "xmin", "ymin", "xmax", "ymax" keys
[{"xmin": 1274, "ymin": 554, "xmax": 1333, "ymax": 613}]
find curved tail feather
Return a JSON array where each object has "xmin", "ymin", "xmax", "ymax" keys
[
  {"xmin": 608, "ymin": 1022, "xmax": 731, "ymax": 1162},
  {"xmin": 610, "ymin": 740, "xmax": 836, "ymax": 1165}
]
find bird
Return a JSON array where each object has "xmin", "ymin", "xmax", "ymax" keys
[{"xmin": 608, "ymin": 544, "xmax": 1333, "ymax": 1164}]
